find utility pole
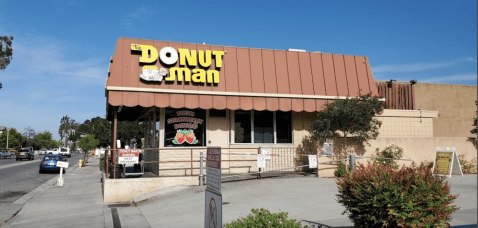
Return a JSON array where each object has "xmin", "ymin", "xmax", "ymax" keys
[{"xmin": 6, "ymin": 128, "xmax": 8, "ymax": 149}]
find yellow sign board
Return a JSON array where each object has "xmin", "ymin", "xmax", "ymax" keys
[{"xmin": 434, "ymin": 152, "xmax": 452, "ymax": 175}]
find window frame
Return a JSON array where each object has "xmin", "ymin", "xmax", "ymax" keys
[{"xmin": 231, "ymin": 110, "xmax": 293, "ymax": 145}]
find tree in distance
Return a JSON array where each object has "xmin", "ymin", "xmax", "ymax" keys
[
  {"xmin": 312, "ymin": 94, "xmax": 385, "ymax": 156},
  {"xmin": 77, "ymin": 134, "xmax": 99, "ymax": 163}
]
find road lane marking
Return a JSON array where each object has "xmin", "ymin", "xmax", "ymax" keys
[{"xmin": 0, "ymin": 159, "xmax": 40, "ymax": 170}]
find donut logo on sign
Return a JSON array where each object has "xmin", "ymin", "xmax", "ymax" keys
[{"xmin": 131, "ymin": 44, "xmax": 225, "ymax": 84}]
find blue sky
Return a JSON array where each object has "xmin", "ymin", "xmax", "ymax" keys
[{"xmin": 0, "ymin": 0, "xmax": 476, "ymax": 140}]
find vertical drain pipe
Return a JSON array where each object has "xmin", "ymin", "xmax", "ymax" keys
[{"xmin": 199, "ymin": 152, "xmax": 204, "ymax": 186}]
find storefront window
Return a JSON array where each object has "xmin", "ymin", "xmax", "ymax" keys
[
  {"xmin": 234, "ymin": 111, "xmax": 292, "ymax": 144},
  {"xmin": 254, "ymin": 111, "xmax": 274, "ymax": 143},
  {"xmin": 234, "ymin": 111, "xmax": 251, "ymax": 143},
  {"xmin": 164, "ymin": 108, "xmax": 206, "ymax": 147},
  {"xmin": 276, "ymin": 111, "xmax": 292, "ymax": 143}
]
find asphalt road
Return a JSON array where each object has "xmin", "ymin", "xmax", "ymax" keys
[{"xmin": 0, "ymin": 153, "xmax": 84, "ymax": 205}]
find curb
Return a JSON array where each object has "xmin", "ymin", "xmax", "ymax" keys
[{"xmin": 133, "ymin": 185, "xmax": 188, "ymax": 203}]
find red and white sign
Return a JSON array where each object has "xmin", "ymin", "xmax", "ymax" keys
[
  {"xmin": 118, "ymin": 149, "xmax": 139, "ymax": 165},
  {"xmin": 206, "ymin": 147, "xmax": 221, "ymax": 194}
]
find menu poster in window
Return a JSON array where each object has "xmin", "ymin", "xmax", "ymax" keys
[{"xmin": 164, "ymin": 109, "xmax": 206, "ymax": 147}]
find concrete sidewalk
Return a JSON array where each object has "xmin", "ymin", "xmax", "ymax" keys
[{"xmin": 1, "ymin": 157, "xmax": 107, "ymax": 228}]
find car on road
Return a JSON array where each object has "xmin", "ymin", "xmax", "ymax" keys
[
  {"xmin": 39, "ymin": 155, "xmax": 67, "ymax": 173},
  {"xmin": 47, "ymin": 148, "xmax": 59, "ymax": 155},
  {"xmin": 59, "ymin": 147, "xmax": 71, "ymax": 158},
  {"xmin": 16, "ymin": 148, "xmax": 34, "ymax": 161},
  {"xmin": 39, "ymin": 148, "xmax": 47, "ymax": 155},
  {"xmin": 0, "ymin": 150, "xmax": 14, "ymax": 158}
]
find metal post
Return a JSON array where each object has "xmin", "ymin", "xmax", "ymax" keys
[
  {"xmin": 105, "ymin": 149, "xmax": 109, "ymax": 179},
  {"xmin": 349, "ymin": 154, "xmax": 355, "ymax": 172},
  {"xmin": 199, "ymin": 152, "xmax": 204, "ymax": 186},
  {"xmin": 190, "ymin": 149, "xmax": 193, "ymax": 176},
  {"xmin": 258, "ymin": 148, "xmax": 262, "ymax": 179}
]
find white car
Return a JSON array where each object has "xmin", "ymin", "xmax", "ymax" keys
[
  {"xmin": 40, "ymin": 148, "xmax": 47, "ymax": 155},
  {"xmin": 47, "ymin": 148, "xmax": 59, "ymax": 155},
  {"xmin": 59, "ymin": 147, "xmax": 71, "ymax": 158}
]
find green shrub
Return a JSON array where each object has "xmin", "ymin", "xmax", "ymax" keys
[
  {"xmin": 459, "ymin": 154, "xmax": 477, "ymax": 174},
  {"xmin": 336, "ymin": 162, "xmax": 459, "ymax": 228},
  {"xmin": 99, "ymin": 154, "xmax": 105, "ymax": 171},
  {"xmin": 335, "ymin": 161, "xmax": 348, "ymax": 177},
  {"xmin": 372, "ymin": 143, "xmax": 404, "ymax": 169},
  {"xmin": 224, "ymin": 208, "xmax": 306, "ymax": 228}
]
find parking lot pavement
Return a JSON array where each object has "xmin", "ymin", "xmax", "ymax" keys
[{"xmin": 135, "ymin": 175, "xmax": 477, "ymax": 227}]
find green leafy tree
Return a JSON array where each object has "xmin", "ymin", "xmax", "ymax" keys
[
  {"xmin": 312, "ymin": 94, "xmax": 385, "ymax": 156},
  {"xmin": 0, "ymin": 128, "xmax": 24, "ymax": 149},
  {"xmin": 77, "ymin": 134, "xmax": 99, "ymax": 163},
  {"xmin": 31, "ymin": 131, "xmax": 54, "ymax": 149},
  {"xmin": 0, "ymin": 36, "xmax": 13, "ymax": 73},
  {"xmin": 117, "ymin": 121, "xmax": 145, "ymax": 148}
]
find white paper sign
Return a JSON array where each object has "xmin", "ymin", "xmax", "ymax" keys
[
  {"xmin": 56, "ymin": 161, "xmax": 69, "ymax": 168},
  {"xmin": 308, "ymin": 155, "xmax": 317, "ymax": 169},
  {"xmin": 205, "ymin": 189, "xmax": 222, "ymax": 228},
  {"xmin": 261, "ymin": 148, "xmax": 271, "ymax": 161},
  {"xmin": 257, "ymin": 154, "xmax": 266, "ymax": 168}
]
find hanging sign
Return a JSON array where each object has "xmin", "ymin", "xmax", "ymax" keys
[
  {"xmin": 131, "ymin": 44, "xmax": 225, "ymax": 84},
  {"xmin": 308, "ymin": 155, "xmax": 317, "ymax": 169},
  {"xmin": 118, "ymin": 149, "xmax": 140, "ymax": 165},
  {"xmin": 433, "ymin": 147, "xmax": 463, "ymax": 178},
  {"xmin": 206, "ymin": 147, "xmax": 221, "ymax": 194},
  {"xmin": 257, "ymin": 154, "xmax": 266, "ymax": 168}
]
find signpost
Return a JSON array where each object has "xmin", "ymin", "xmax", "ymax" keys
[
  {"xmin": 56, "ymin": 161, "xmax": 69, "ymax": 186},
  {"xmin": 205, "ymin": 189, "xmax": 222, "ymax": 228},
  {"xmin": 205, "ymin": 147, "xmax": 222, "ymax": 228},
  {"xmin": 433, "ymin": 147, "xmax": 463, "ymax": 178},
  {"xmin": 118, "ymin": 149, "xmax": 140, "ymax": 165}
]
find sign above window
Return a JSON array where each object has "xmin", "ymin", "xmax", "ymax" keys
[{"xmin": 131, "ymin": 44, "xmax": 224, "ymax": 84}]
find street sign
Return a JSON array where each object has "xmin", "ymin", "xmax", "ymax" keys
[
  {"xmin": 56, "ymin": 161, "xmax": 69, "ymax": 168},
  {"xmin": 308, "ymin": 155, "xmax": 317, "ymax": 169},
  {"xmin": 257, "ymin": 154, "xmax": 266, "ymax": 168},
  {"xmin": 206, "ymin": 147, "xmax": 221, "ymax": 194},
  {"xmin": 261, "ymin": 148, "xmax": 271, "ymax": 161},
  {"xmin": 118, "ymin": 149, "xmax": 140, "ymax": 165},
  {"xmin": 205, "ymin": 189, "xmax": 222, "ymax": 228}
]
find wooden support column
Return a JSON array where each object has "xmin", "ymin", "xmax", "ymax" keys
[{"xmin": 112, "ymin": 106, "xmax": 118, "ymax": 164}]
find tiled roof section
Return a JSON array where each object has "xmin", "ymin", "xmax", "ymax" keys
[{"xmin": 106, "ymin": 37, "xmax": 379, "ymax": 112}]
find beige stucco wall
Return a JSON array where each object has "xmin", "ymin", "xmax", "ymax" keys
[{"xmin": 414, "ymin": 83, "xmax": 477, "ymax": 138}]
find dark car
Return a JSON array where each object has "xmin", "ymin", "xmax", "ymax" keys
[
  {"xmin": 39, "ymin": 155, "xmax": 67, "ymax": 173},
  {"xmin": 16, "ymin": 148, "xmax": 34, "ymax": 161}
]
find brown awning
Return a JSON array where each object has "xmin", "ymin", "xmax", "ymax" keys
[{"xmin": 106, "ymin": 37, "xmax": 379, "ymax": 116}]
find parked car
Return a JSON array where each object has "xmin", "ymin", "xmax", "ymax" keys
[
  {"xmin": 0, "ymin": 150, "xmax": 14, "ymax": 158},
  {"xmin": 59, "ymin": 147, "xmax": 71, "ymax": 158},
  {"xmin": 39, "ymin": 155, "xmax": 67, "ymax": 173},
  {"xmin": 40, "ymin": 148, "xmax": 47, "ymax": 155},
  {"xmin": 16, "ymin": 148, "xmax": 34, "ymax": 161}
]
